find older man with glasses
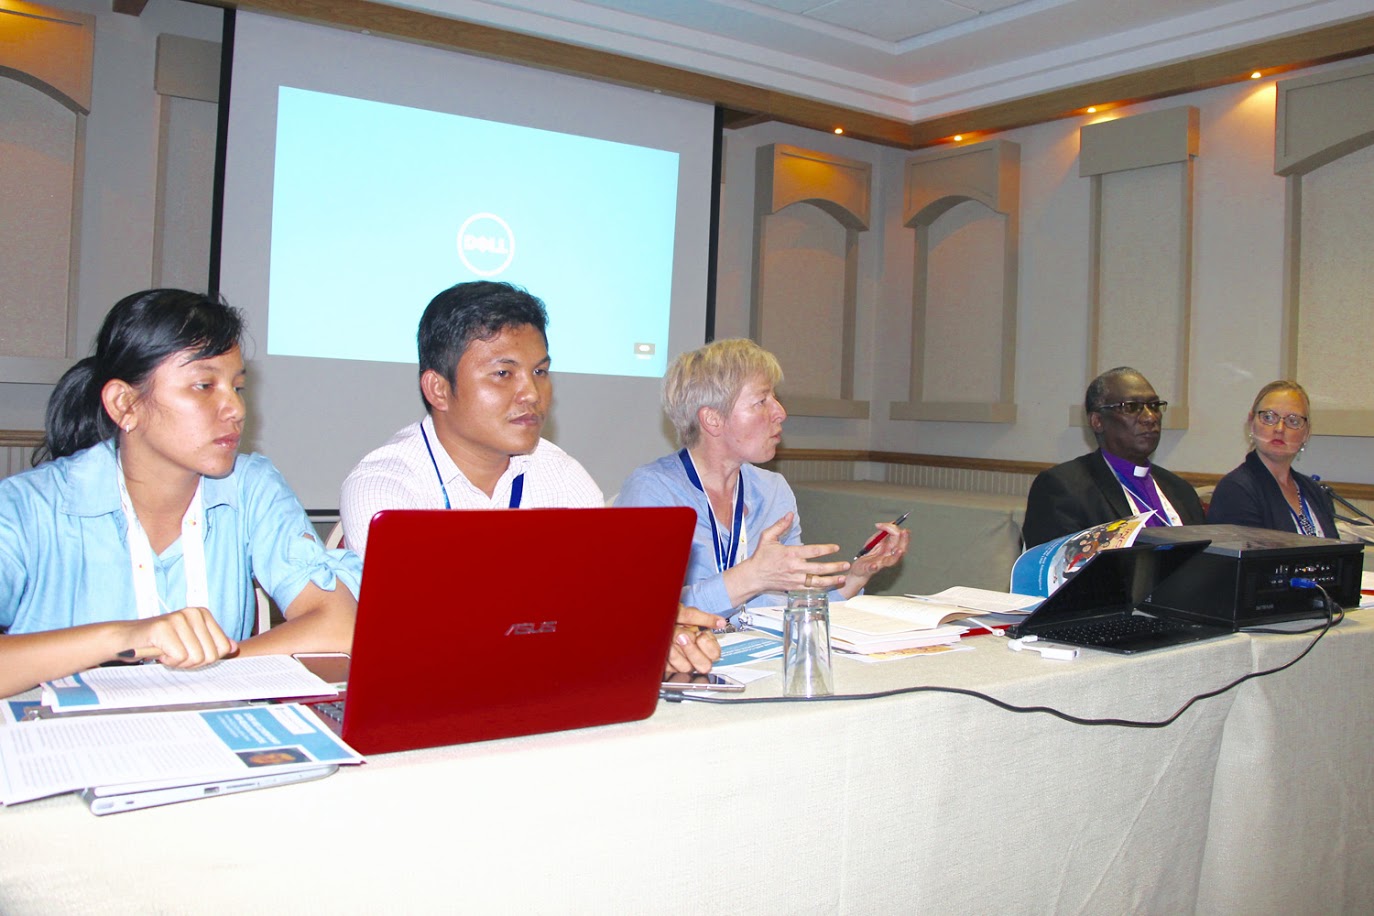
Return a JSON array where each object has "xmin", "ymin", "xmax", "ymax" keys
[{"xmin": 1021, "ymin": 366, "xmax": 1205, "ymax": 548}]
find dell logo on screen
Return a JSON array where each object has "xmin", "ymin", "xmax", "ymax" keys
[
  {"xmin": 505, "ymin": 621, "xmax": 557, "ymax": 636},
  {"xmin": 456, "ymin": 212, "xmax": 516, "ymax": 277}
]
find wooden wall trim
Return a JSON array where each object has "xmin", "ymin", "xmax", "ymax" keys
[
  {"xmin": 208, "ymin": 0, "xmax": 914, "ymax": 145},
  {"xmin": 772, "ymin": 446, "xmax": 1374, "ymax": 501},
  {"xmin": 0, "ymin": 430, "xmax": 45, "ymax": 448},
  {"xmin": 908, "ymin": 17, "xmax": 1374, "ymax": 148},
  {"xmin": 210, "ymin": 0, "xmax": 1374, "ymax": 150},
  {"xmin": 5, "ymin": 428, "xmax": 1369, "ymax": 501}
]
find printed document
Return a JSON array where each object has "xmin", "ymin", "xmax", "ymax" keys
[
  {"xmin": 0, "ymin": 703, "xmax": 362, "ymax": 805},
  {"xmin": 41, "ymin": 655, "xmax": 336, "ymax": 713}
]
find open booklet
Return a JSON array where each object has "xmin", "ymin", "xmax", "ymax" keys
[
  {"xmin": 906, "ymin": 586, "xmax": 1042, "ymax": 616},
  {"xmin": 1010, "ymin": 512, "xmax": 1153, "ymax": 597},
  {"xmin": 743, "ymin": 596, "xmax": 968, "ymax": 654},
  {"xmin": 0, "ymin": 702, "xmax": 363, "ymax": 806}
]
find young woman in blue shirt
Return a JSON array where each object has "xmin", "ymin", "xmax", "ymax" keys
[{"xmin": 0, "ymin": 289, "xmax": 360, "ymax": 696}]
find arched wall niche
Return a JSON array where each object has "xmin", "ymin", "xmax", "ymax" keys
[
  {"xmin": 0, "ymin": 0, "xmax": 94, "ymax": 371},
  {"xmin": 1077, "ymin": 106, "xmax": 1198, "ymax": 430},
  {"xmin": 1276, "ymin": 59, "xmax": 1374, "ymax": 436},
  {"xmin": 751, "ymin": 143, "xmax": 871, "ymax": 419},
  {"xmin": 890, "ymin": 139, "xmax": 1020, "ymax": 424}
]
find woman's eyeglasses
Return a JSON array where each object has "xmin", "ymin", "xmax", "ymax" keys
[
  {"xmin": 1255, "ymin": 409, "xmax": 1308, "ymax": 430},
  {"xmin": 1097, "ymin": 400, "xmax": 1168, "ymax": 416}
]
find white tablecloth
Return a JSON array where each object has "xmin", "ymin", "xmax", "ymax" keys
[{"xmin": 2, "ymin": 616, "xmax": 1370, "ymax": 914}]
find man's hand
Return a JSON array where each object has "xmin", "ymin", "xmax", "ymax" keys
[{"xmin": 666, "ymin": 605, "xmax": 725, "ymax": 674}]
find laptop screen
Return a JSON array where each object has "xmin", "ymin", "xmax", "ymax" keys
[
  {"xmin": 339, "ymin": 506, "xmax": 696, "ymax": 754},
  {"xmin": 1019, "ymin": 540, "xmax": 1211, "ymax": 629}
]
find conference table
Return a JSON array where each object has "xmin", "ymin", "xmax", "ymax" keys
[{"xmin": 1, "ymin": 614, "xmax": 1370, "ymax": 914}]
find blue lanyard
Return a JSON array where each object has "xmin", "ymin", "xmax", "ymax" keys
[
  {"xmin": 679, "ymin": 449, "xmax": 744, "ymax": 574},
  {"xmin": 422, "ymin": 422, "xmax": 524, "ymax": 509}
]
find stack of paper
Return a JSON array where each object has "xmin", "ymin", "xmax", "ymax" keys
[
  {"xmin": 41, "ymin": 655, "xmax": 337, "ymax": 713},
  {"xmin": 0, "ymin": 657, "xmax": 360, "ymax": 809},
  {"xmin": 0, "ymin": 703, "xmax": 362, "ymax": 806},
  {"xmin": 745, "ymin": 596, "xmax": 969, "ymax": 655},
  {"xmin": 903, "ymin": 586, "xmax": 1043, "ymax": 630},
  {"xmin": 906, "ymin": 586, "xmax": 1042, "ymax": 616},
  {"xmin": 827, "ymin": 596, "xmax": 969, "ymax": 653}
]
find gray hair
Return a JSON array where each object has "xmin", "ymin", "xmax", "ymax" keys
[
  {"xmin": 1084, "ymin": 366, "xmax": 1142, "ymax": 414},
  {"xmin": 662, "ymin": 339, "xmax": 783, "ymax": 448}
]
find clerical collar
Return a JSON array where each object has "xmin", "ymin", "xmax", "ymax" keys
[{"xmin": 1101, "ymin": 449, "xmax": 1152, "ymax": 479}]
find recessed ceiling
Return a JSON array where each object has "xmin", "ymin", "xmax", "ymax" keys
[{"xmin": 399, "ymin": 0, "xmax": 1374, "ymax": 120}]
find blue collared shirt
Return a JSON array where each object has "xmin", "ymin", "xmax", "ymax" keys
[
  {"xmin": 0, "ymin": 440, "xmax": 361, "ymax": 638},
  {"xmin": 618, "ymin": 452, "xmax": 842, "ymax": 616}
]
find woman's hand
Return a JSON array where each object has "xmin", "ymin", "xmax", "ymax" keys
[
  {"xmin": 0, "ymin": 609, "xmax": 237, "ymax": 697},
  {"xmin": 119, "ymin": 606, "xmax": 238, "ymax": 668},
  {"xmin": 837, "ymin": 522, "xmax": 910, "ymax": 599},
  {"xmin": 725, "ymin": 513, "xmax": 851, "ymax": 606}
]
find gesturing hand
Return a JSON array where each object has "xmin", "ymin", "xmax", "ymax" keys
[
  {"xmin": 726, "ymin": 513, "xmax": 850, "ymax": 606},
  {"xmin": 841, "ymin": 522, "xmax": 911, "ymax": 598}
]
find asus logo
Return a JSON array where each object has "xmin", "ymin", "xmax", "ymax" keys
[{"xmin": 505, "ymin": 621, "xmax": 557, "ymax": 636}]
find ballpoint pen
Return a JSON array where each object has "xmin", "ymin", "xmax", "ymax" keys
[{"xmin": 853, "ymin": 510, "xmax": 910, "ymax": 560}]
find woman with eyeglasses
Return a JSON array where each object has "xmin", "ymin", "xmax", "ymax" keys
[{"xmin": 1206, "ymin": 381, "xmax": 1336, "ymax": 536}]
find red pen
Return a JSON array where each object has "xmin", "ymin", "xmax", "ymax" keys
[{"xmin": 854, "ymin": 511, "xmax": 910, "ymax": 560}]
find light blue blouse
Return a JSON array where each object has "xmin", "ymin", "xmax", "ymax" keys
[
  {"xmin": 618, "ymin": 453, "xmax": 837, "ymax": 616},
  {"xmin": 0, "ymin": 440, "xmax": 361, "ymax": 639}
]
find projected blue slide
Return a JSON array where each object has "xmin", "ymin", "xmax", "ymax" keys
[{"xmin": 268, "ymin": 87, "xmax": 679, "ymax": 377}]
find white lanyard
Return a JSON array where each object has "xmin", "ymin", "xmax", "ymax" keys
[
  {"xmin": 116, "ymin": 457, "xmax": 210, "ymax": 619},
  {"xmin": 1119, "ymin": 481, "xmax": 1183, "ymax": 527}
]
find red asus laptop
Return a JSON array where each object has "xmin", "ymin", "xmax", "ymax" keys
[{"xmin": 313, "ymin": 506, "xmax": 695, "ymax": 755}]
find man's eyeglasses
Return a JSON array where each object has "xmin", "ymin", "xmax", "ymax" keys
[
  {"xmin": 1097, "ymin": 400, "xmax": 1168, "ymax": 416},
  {"xmin": 1255, "ymin": 409, "xmax": 1308, "ymax": 430}
]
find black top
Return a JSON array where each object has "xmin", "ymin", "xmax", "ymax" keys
[
  {"xmin": 1022, "ymin": 449, "xmax": 1206, "ymax": 548},
  {"xmin": 1206, "ymin": 449, "xmax": 1338, "ymax": 537}
]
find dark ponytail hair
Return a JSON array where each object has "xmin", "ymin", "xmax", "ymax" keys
[{"xmin": 35, "ymin": 289, "xmax": 244, "ymax": 464}]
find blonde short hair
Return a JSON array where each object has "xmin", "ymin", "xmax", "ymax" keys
[{"xmin": 662, "ymin": 339, "xmax": 783, "ymax": 447}]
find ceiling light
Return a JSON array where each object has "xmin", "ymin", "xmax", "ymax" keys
[
  {"xmin": 953, "ymin": 134, "xmax": 963, "ymax": 142},
  {"xmin": 1250, "ymin": 71, "xmax": 1262, "ymax": 79},
  {"xmin": 833, "ymin": 127, "xmax": 844, "ymax": 135},
  {"xmin": 1086, "ymin": 106, "xmax": 1097, "ymax": 114}
]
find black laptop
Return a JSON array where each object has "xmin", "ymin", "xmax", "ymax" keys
[{"xmin": 1009, "ymin": 540, "xmax": 1234, "ymax": 654}]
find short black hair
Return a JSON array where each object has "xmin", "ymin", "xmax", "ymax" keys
[{"xmin": 416, "ymin": 282, "xmax": 549, "ymax": 411}]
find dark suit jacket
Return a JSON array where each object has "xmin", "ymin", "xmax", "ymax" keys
[
  {"xmin": 1021, "ymin": 449, "xmax": 1206, "ymax": 548},
  {"xmin": 1206, "ymin": 449, "xmax": 1338, "ymax": 537}
]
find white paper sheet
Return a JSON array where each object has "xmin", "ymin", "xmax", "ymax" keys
[
  {"xmin": 41, "ymin": 655, "xmax": 336, "ymax": 712},
  {"xmin": 0, "ymin": 703, "xmax": 362, "ymax": 805}
]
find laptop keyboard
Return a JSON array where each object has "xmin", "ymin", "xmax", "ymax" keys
[
  {"xmin": 309, "ymin": 700, "xmax": 345, "ymax": 725},
  {"xmin": 1036, "ymin": 614, "xmax": 1194, "ymax": 647}
]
